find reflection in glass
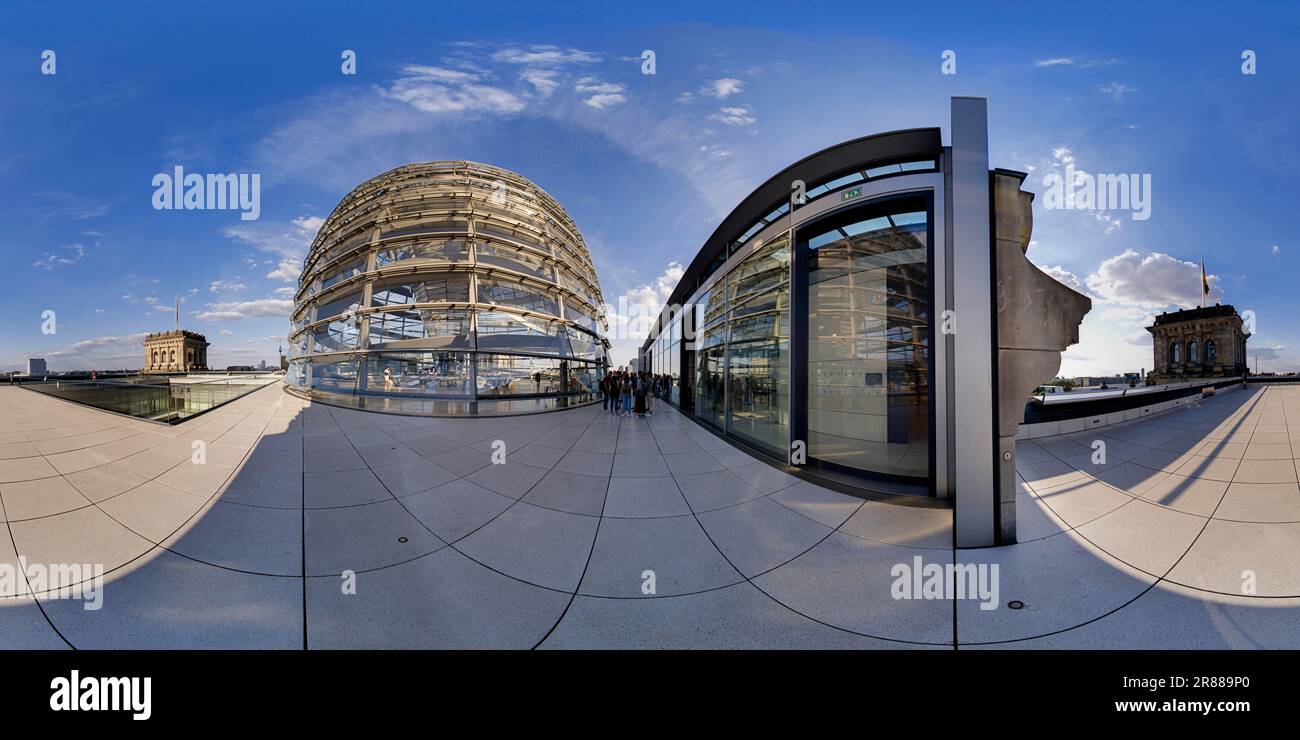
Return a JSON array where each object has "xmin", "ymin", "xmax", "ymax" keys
[
  {"xmin": 804, "ymin": 195, "xmax": 929, "ymax": 479},
  {"xmin": 371, "ymin": 276, "xmax": 470, "ymax": 306},
  {"xmin": 477, "ymin": 276, "xmax": 559, "ymax": 316},
  {"xmin": 725, "ymin": 235, "xmax": 790, "ymax": 453},
  {"xmin": 375, "ymin": 239, "xmax": 468, "ymax": 267},
  {"xmin": 476, "ymin": 311, "xmax": 571, "ymax": 356},
  {"xmin": 366, "ymin": 352, "xmax": 472, "ymax": 396},
  {"xmin": 367, "ymin": 309, "xmax": 471, "ymax": 349},
  {"xmin": 695, "ymin": 323, "xmax": 727, "ymax": 429}
]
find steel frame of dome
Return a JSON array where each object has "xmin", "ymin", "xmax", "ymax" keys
[{"xmin": 284, "ymin": 161, "xmax": 610, "ymax": 416}]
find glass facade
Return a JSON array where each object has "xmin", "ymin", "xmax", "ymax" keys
[
  {"xmin": 287, "ymin": 161, "xmax": 609, "ymax": 415},
  {"xmin": 642, "ymin": 162, "xmax": 935, "ymax": 487}
]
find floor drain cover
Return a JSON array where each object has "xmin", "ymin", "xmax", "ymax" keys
[
  {"xmin": 1008, "ymin": 600, "xmax": 1024, "ymax": 610},
  {"xmin": 398, "ymin": 537, "xmax": 408, "ymax": 543}
]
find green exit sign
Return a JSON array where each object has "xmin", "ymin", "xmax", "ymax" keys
[{"xmin": 841, "ymin": 187, "xmax": 862, "ymax": 202}]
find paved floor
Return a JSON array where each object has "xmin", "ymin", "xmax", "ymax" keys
[{"xmin": 0, "ymin": 382, "xmax": 1296, "ymax": 648}]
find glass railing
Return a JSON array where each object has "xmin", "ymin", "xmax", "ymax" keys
[{"xmin": 21, "ymin": 374, "xmax": 278, "ymax": 424}]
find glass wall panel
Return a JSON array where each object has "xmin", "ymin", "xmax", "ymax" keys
[
  {"xmin": 695, "ymin": 324, "xmax": 727, "ymax": 429},
  {"xmin": 309, "ymin": 358, "xmax": 359, "ymax": 393},
  {"xmin": 475, "ymin": 354, "xmax": 563, "ymax": 396},
  {"xmin": 476, "ymin": 311, "xmax": 571, "ymax": 356},
  {"xmin": 378, "ymin": 219, "xmax": 470, "ymax": 242},
  {"xmin": 311, "ymin": 319, "xmax": 360, "ymax": 353},
  {"xmin": 564, "ymin": 298, "xmax": 598, "ymax": 333},
  {"xmin": 725, "ymin": 233, "xmax": 790, "ymax": 453},
  {"xmin": 365, "ymin": 352, "xmax": 472, "ymax": 396},
  {"xmin": 322, "ymin": 259, "xmax": 365, "ymax": 290},
  {"xmin": 477, "ymin": 276, "xmax": 559, "ymax": 316},
  {"xmin": 803, "ymin": 195, "xmax": 929, "ymax": 479},
  {"xmin": 565, "ymin": 327, "xmax": 601, "ymax": 361},
  {"xmin": 371, "ymin": 275, "xmax": 470, "ymax": 306},
  {"xmin": 475, "ymin": 241, "xmax": 555, "ymax": 281},
  {"xmin": 375, "ymin": 239, "xmax": 468, "ymax": 267},
  {"xmin": 317, "ymin": 290, "xmax": 362, "ymax": 321},
  {"xmin": 367, "ymin": 308, "xmax": 472, "ymax": 349}
]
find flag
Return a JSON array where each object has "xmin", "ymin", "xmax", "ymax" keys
[{"xmin": 1201, "ymin": 258, "xmax": 1209, "ymax": 306}]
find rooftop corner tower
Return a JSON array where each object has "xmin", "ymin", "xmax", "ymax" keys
[{"xmin": 285, "ymin": 161, "xmax": 610, "ymax": 415}]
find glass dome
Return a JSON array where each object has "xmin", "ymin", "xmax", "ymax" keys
[{"xmin": 285, "ymin": 161, "xmax": 609, "ymax": 415}]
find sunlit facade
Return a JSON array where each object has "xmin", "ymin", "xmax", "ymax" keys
[{"xmin": 286, "ymin": 161, "xmax": 609, "ymax": 415}]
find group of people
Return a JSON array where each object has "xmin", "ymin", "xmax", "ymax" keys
[{"xmin": 600, "ymin": 370, "xmax": 671, "ymax": 417}]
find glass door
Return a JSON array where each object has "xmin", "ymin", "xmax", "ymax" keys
[{"xmin": 800, "ymin": 194, "xmax": 930, "ymax": 480}]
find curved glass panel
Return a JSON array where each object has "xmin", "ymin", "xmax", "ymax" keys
[
  {"xmin": 375, "ymin": 239, "xmax": 468, "ymax": 267},
  {"xmin": 476, "ymin": 311, "xmax": 571, "ymax": 355},
  {"xmin": 371, "ymin": 275, "xmax": 470, "ymax": 306},
  {"xmin": 478, "ymin": 276, "xmax": 559, "ymax": 316},
  {"xmin": 367, "ymin": 308, "xmax": 472, "ymax": 349},
  {"xmin": 475, "ymin": 241, "xmax": 555, "ymax": 281},
  {"xmin": 366, "ymin": 352, "xmax": 472, "ymax": 396},
  {"xmin": 316, "ymin": 291, "xmax": 362, "ymax": 321}
]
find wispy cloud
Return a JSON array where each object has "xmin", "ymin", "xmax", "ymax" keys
[
  {"xmin": 1098, "ymin": 81, "xmax": 1137, "ymax": 102},
  {"xmin": 32, "ymin": 243, "xmax": 85, "ymax": 270},
  {"xmin": 195, "ymin": 297, "xmax": 294, "ymax": 322},
  {"xmin": 223, "ymin": 215, "xmax": 322, "ymax": 283},
  {"xmin": 711, "ymin": 105, "xmax": 756, "ymax": 126},
  {"xmin": 702, "ymin": 77, "xmax": 744, "ymax": 98},
  {"xmin": 209, "ymin": 279, "xmax": 247, "ymax": 293},
  {"xmin": 1034, "ymin": 56, "xmax": 1121, "ymax": 69},
  {"xmin": 380, "ymin": 64, "xmax": 526, "ymax": 115},
  {"xmin": 575, "ymin": 76, "xmax": 627, "ymax": 109}
]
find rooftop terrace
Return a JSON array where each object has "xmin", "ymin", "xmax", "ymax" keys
[{"xmin": 0, "ymin": 382, "xmax": 1296, "ymax": 648}]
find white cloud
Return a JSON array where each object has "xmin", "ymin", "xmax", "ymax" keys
[
  {"xmin": 195, "ymin": 298, "xmax": 294, "ymax": 322},
  {"xmin": 2, "ymin": 332, "xmax": 148, "ymax": 372},
  {"xmin": 32, "ymin": 243, "xmax": 85, "ymax": 270},
  {"xmin": 603, "ymin": 262, "xmax": 685, "ymax": 366},
  {"xmin": 703, "ymin": 77, "xmax": 744, "ymax": 98},
  {"xmin": 711, "ymin": 106, "xmax": 756, "ymax": 126},
  {"xmin": 1272, "ymin": 244, "xmax": 1281, "ymax": 256},
  {"xmin": 1035, "ymin": 57, "xmax": 1075, "ymax": 67},
  {"xmin": 223, "ymin": 215, "xmax": 321, "ymax": 283},
  {"xmin": 209, "ymin": 279, "xmax": 247, "ymax": 293},
  {"xmin": 380, "ymin": 64, "xmax": 526, "ymax": 115},
  {"xmin": 219, "ymin": 329, "xmax": 234, "ymax": 336},
  {"xmin": 575, "ymin": 76, "xmax": 627, "ymax": 109},
  {"xmin": 1085, "ymin": 249, "xmax": 1220, "ymax": 308},
  {"xmin": 1034, "ymin": 264, "xmax": 1090, "ymax": 296},
  {"xmin": 521, "ymin": 68, "xmax": 561, "ymax": 97},
  {"xmin": 492, "ymin": 45, "xmax": 600, "ymax": 66}
]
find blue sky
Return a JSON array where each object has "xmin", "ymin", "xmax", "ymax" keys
[{"xmin": 1, "ymin": 0, "xmax": 1297, "ymax": 374}]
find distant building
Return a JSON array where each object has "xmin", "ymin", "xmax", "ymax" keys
[
  {"xmin": 26, "ymin": 358, "xmax": 47, "ymax": 376},
  {"xmin": 1146, "ymin": 304, "xmax": 1249, "ymax": 384},
  {"xmin": 143, "ymin": 330, "xmax": 209, "ymax": 373},
  {"xmin": 1072, "ymin": 374, "xmax": 1140, "ymax": 388}
]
